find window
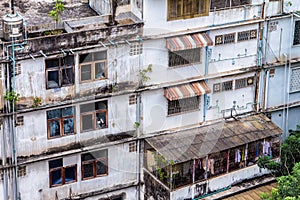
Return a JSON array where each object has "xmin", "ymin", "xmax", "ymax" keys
[
  {"xmin": 45, "ymin": 55, "xmax": 74, "ymax": 89},
  {"xmin": 169, "ymin": 48, "xmax": 201, "ymax": 67},
  {"xmin": 235, "ymin": 77, "xmax": 254, "ymax": 89},
  {"xmin": 129, "ymin": 95, "xmax": 137, "ymax": 105},
  {"xmin": 294, "ymin": 21, "xmax": 300, "ymax": 45},
  {"xmin": 15, "ymin": 63, "xmax": 21, "ymax": 75},
  {"xmin": 81, "ymin": 149, "xmax": 108, "ymax": 180},
  {"xmin": 210, "ymin": 0, "xmax": 250, "ymax": 10},
  {"xmin": 117, "ymin": 0, "xmax": 130, "ymax": 5},
  {"xmin": 215, "ymin": 33, "xmax": 235, "ymax": 45},
  {"xmin": 80, "ymin": 101, "xmax": 108, "ymax": 132},
  {"xmin": 79, "ymin": 51, "xmax": 107, "ymax": 82},
  {"xmin": 290, "ymin": 67, "xmax": 300, "ymax": 92},
  {"xmin": 129, "ymin": 142, "xmax": 137, "ymax": 152},
  {"xmin": 49, "ymin": 158, "xmax": 77, "ymax": 187},
  {"xmin": 18, "ymin": 166, "xmax": 26, "ymax": 177},
  {"xmin": 47, "ymin": 107, "xmax": 75, "ymax": 138},
  {"xmin": 130, "ymin": 43, "xmax": 143, "ymax": 56},
  {"xmin": 222, "ymin": 81, "xmax": 233, "ymax": 91},
  {"xmin": 168, "ymin": 96, "xmax": 199, "ymax": 115},
  {"xmin": 168, "ymin": 0, "xmax": 210, "ymax": 21},
  {"xmin": 15, "ymin": 116, "xmax": 24, "ymax": 126},
  {"xmin": 237, "ymin": 29, "xmax": 257, "ymax": 41}
]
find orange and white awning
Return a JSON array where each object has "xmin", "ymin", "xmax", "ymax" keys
[
  {"xmin": 164, "ymin": 81, "xmax": 211, "ymax": 101},
  {"xmin": 166, "ymin": 33, "xmax": 213, "ymax": 52}
]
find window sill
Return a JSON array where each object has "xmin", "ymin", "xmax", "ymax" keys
[
  {"xmin": 81, "ymin": 127, "xmax": 108, "ymax": 133},
  {"xmin": 82, "ymin": 174, "xmax": 108, "ymax": 181},
  {"xmin": 48, "ymin": 133, "xmax": 76, "ymax": 140},
  {"xmin": 79, "ymin": 78, "xmax": 107, "ymax": 84}
]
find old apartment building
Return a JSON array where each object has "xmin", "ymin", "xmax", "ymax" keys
[{"xmin": 0, "ymin": 0, "xmax": 299, "ymax": 200}]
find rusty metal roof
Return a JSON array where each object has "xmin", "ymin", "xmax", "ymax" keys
[{"xmin": 146, "ymin": 114, "xmax": 282, "ymax": 163}]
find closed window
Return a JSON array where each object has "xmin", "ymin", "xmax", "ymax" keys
[
  {"xmin": 79, "ymin": 51, "xmax": 107, "ymax": 82},
  {"xmin": 80, "ymin": 101, "xmax": 108, "ymax": 132},
  {"xmin": 47, "ymin": 107, "xmax": 75, "ymax": 138},
  {"xmin": 45, "ymin": 56, "xmax": 74, "ymax": 89},
  {"xmin": 168, "ymin": 0, "xmax": 210, "ymax": 21},
  {"xmin": 222, "ymin": 81, "xmax": 233, "ymax": 91},
  {"xmin": 49, "ymin": 158, "xmax": 77, "ymax": 187},
  {"xmin": 237, "ymin": 29, "xmax": 257, "ymax": 41},
  {"xmin": 81, "ymin": 149, "xmax": 108, "ymax": 180},
  {"xmin": 168, "ymin": 96, "xmax": 200, "ymax": 115},
  {"xmin": 294, "ymin": 21, "xmax": 300, "ymax": 45},
  {"xmin": 215, "ymin": 33, "xmax": 235, "ymax": 45},
  {"xmin": 235, "ymin": 77, "xmax": 254, "ymax": 89},
  {"xmin": 169, "ymin": 48, "xmax": 201, "ymax": 67},
  {"xmin": 290, "ymin": 67, "xmax": 300, "ymax": 92},
  {"xmin": 210, "ymin": 0, "xmax": 250, "ymax": 10}
]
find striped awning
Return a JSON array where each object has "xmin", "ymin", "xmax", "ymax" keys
[
  {"xmin": 164, "ymin": 81, "xmax": 211, "ymax": 101},
  {"xmin": 166, "ymin": 33, "xmax": 214, "ymax": 52}
]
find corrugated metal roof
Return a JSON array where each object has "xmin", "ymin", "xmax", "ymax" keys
[
  {"xmin": 223, "ymin": 182, "xmax": 277, "ymax": 200},
  {"xmin": 146, "ymin": 114, "xmax": 282, "ymax": 163}
]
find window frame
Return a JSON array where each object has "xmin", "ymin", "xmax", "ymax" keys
[
  {"xmin": 79, "ymin": 51, "xmax": 108, "ymax": 83},
  {"xmin": 289, "ymin": 67, "xmax": 300, "ymax": 93},
  {"xmin": 167, "ymin": 0, "xmax": 210, "ymax": 21},
  {"xmin": 80, "ymin": 101, "xmax": 108, "ymax": 132},
  {"xmin": 167, "ymin": 96, "xmax": 200, "ymax": 115},
  {"xmin": 81, "ymin": 150, "xmax": 108, "ymax": 180},
  {"xmin": 168, "ymin": 48, "xmax": 201, "ymax": 67},
  {"xmin": 47, "ymin": 106, "xmax": 76, "ymax": 139},
  {"xmin": 49, "ymin": 159, "xmax": 77, "ymax": 188},
  {"xmin": 45, "ymin": 56, "xmax": 75, "ymax": 89}
]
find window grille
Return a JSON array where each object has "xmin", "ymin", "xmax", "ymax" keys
[
  {"xmin": 293, "ymin": 21, "xmax": 300, "ymax": 45},
  {"xmin": 129, "ymin": 142, "xmax": 137, "ymax": 152},
  {"xmin": 290, "ymin": 67, "xmax": 300, "ymax": 92},
  {"xmin": 130, "ymin": 43, "xmax": 143, "ymax": 56},
  {"xmin": 129, "ymin": 95, "xmax": 137, "ymax": 105}
]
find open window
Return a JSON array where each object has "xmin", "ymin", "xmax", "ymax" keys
[
  {"xmin": 45, "ymin": 55, "xmax": 74, "ymax": 89},
  {"xmin": 80, "ymin": 100, "xmax": 108, "ymax": 132},
  {"xmin": 81, "ymin": 149, "xmax": 108, "ymax": 180},
  {"xmin": 79, "ymin": 51, "xmax": 107, "ymax": 82}
]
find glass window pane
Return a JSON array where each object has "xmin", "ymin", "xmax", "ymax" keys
[
  {"xmin": 80, "ymin": 103, "xmax": 95, "ymax": 113},
  {"xmin": 62, "ymin": 107, "xmax": 74, "ymax": 117},
  {"xmin": 49, "ymin": 159, "xmax": 63, "ymax": 169},
  {"xmin": 95, "ymin": 62, "xmax": 106, "ymax": 79},
  {"xmin": 47, "ymin": 70, "xmax": 59, "ymax": 88},
  {"xmin": 46, "ymin": 58, "xmax": 59, "ymax": 68},
  {"xmin": 65, "ymin": 166, "xmax": 76, "ymax": 183},
  {"xmin": 94, "ymin": 51, "xmax": 107, "ymax": 60},
  {"xmin": 79, "ymin": 53, "xmax": 92, "ymax": 63},
  {"xmin": 96, "ymin": 112, "xmax": 107, "ymax": 129},
  {"xmin": 61, "ymin": 68, "xmax": 73, "ymax": 85},
  {"xmin": 82, "ymin": 153, "xmax": 95, "ymax": 162},
  {"xmin": 82, "ymin": 114, "xmax": 94, "ymax": 131},
  {"xmin": 63, "ymin": 118, "xmax": 74, "ymax": 135},
  {"xmin": 83, "ymin": 163, "xmax": 94, "ymax": 178},
  {"xmin": 51, "ymin": 169, "xmax": 62, "ymax": 185},
  {"xmin": 80, "ymin": 64, "xmax": 92, "ymax": 81},
  {"xmin": 47, "ymin": 109, "xmax": 61, "ymax": 119},
  {"xmin": 49, "ymin": 120, "xmax": 60, "ymax": 137},
  {"xmin": 63, "ymin": 55, "xmax": 74, "ymax": 66},
  {"xmin": 96, "ymin": 160, "xmax": 107, "ymax": 175},
  {"xmin": 95, "ymin": 101, "xmax": 107, "ymax": 110}
]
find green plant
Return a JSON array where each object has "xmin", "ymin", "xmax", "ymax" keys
[
  {"xmin": 4, "ymin": 91, "xmax": 20, "ymax": 104},
  {"xmin": 32, "ymin": 97, "xmax": 42, "ymax": 108},
  {"xmin": 49, "ymin": 0, "xmax": 64, "ymax": 24},
  {"xmin": 134, "ymin": 121, "xmax": 140, "ymax": 129},
  {"xmin": 139, "ymin": 64, "xmax": 153, "ymax": 83}
]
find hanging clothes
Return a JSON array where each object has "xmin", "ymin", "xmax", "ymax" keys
[
  {"xmin": 209, "ymin": 159, "xmax": 215, "ymax": 175},
  {"xmin": 263, "ymin": 141, "xmax": 271, "ymax": 156},
  {"xmin": 235, "ymin": 149, "xmax": 241, "ymax": 163}
]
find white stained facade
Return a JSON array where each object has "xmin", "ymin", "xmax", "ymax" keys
[{"xmin": 0, "ymin": 0, "xmax": 299, "ymax": 200}]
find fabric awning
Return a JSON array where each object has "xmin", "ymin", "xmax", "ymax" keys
[
  {"xmin": 166, "ymin": 32, "xmax": 214, "ymax": 52},
  {"xmin": 164, "ymin": 81, "xmax": 211, "ymax": 101},
  {"xmin": 145, "ymin": 114, "xmax": 283, "ymax": 163}
]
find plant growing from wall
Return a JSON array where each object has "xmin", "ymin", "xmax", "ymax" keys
[
  {"xmin": 49, "ymin": 0, "xmax": 64, "ymax": 24},
  {"xmin": 139, "ymin": 64, "xmax": 153, "ymax": 84},
  {"xmin": 32, "ymin": 97, "xmax": 42, "ymax": 108},
  {"xmin": 4, "ymin": 91, "xmax": 20, "ymax": 104},
  {"xmin": 134, "ymin": 121, "xmax": 140, "ymax": 129}
]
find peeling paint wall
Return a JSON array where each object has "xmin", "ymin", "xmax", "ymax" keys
[{"xmin": 15, "ymin": 143, "xmax": 138, "ymax": 200}]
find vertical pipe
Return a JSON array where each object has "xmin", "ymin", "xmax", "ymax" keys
[
  {"xmin": 203, "ymin": 46, "xmax": 210, "ymax": 121},
  {"xmin": 279, "ymin": 28, "xmax": 283, "ymax": 60},
  {"xmin": 282, "ymin": 54, "xmax": 287, "ymax": 135},
  {"xmin": 192, "ymin": 159, "xmax": 195, "ymax": 183},
  {"xmin": 264, "ymin": 69, "xmax": 270, "ymax": 110},
  {"xmin": 10, "ymin": 0, "xmax": 14, "ymax": 14},
  {"xmin": 1, "ymin": 124, "xmax": 8, "ymax": 200}
]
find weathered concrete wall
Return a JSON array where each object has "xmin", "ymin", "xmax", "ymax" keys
[
  {"xmin": 16, "ymin": 143, "xmax": 138, "ymax": 200},
  {"xmin": 15, "ymin": 93, "xmax": 136, "ymax": 157},
  {"xmin": 141, "ymin": 89, "xmax": 204, "ymax": 135}
]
